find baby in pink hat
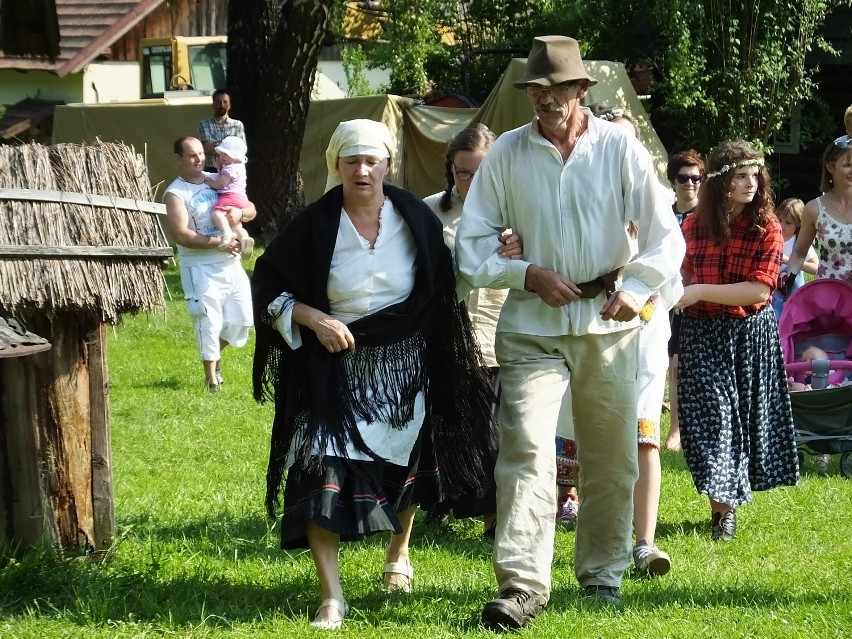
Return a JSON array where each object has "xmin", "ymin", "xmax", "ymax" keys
[{"xmin": 205, "ymin": 135, "xmax": 254, "ymax": 258}]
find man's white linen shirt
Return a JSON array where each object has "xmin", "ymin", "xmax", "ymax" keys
[{"xmin": 455, "ymin": 110, "xmax": 685, "ymax": 337}]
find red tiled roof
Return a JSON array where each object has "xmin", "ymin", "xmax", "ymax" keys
[{"xmin": 0, "ymin": 0, "xmax": 164, "ymax": 76}]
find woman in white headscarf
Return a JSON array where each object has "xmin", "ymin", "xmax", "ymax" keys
[{"xmin": 252, "ymin": 119, "xmax": 494, "ymax": 629}]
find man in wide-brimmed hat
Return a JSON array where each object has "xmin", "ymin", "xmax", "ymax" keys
[{"xmin": 456, "ymin": 35, "xmax": 684, "ymax": 630}]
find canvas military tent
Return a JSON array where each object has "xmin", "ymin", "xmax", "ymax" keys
[{"xmin": 52, "ymin": 59, "xmax": 669, "ymax": 204}]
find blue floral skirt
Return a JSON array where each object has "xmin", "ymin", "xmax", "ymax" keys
[{"xmin": 678, "ymin": 305, "xmax": 799, "ymax": 507}]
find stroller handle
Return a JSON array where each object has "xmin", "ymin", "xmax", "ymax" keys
[{"xmin": 785, "ymin": 360, "xmax": 852, "ymax": 374}]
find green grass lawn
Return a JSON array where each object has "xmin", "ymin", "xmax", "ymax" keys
[{"xmin": 1, "ymin": 261, "xmax": 851, "ymax": 638}]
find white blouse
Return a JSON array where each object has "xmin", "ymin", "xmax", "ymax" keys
[
  {"xmin": 270, "ymin": 200, "xmax": 425, "ymax": 465},
  {"xmin": 423, "ymin": 188, "xmax": 508, "ymax": 368}
]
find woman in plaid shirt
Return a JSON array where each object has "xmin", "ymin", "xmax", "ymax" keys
[{"xmin": 674, "ymin": 140, "xmax": 799, "ymax": 542}]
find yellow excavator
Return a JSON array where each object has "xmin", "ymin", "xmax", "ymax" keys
[
  {"xmin": 140, "ymin": 35, "xmax": 227, "ymax": 98},
  {"xmin": 139, "ymin": 2, "xmax": 388, "ymax": 99}
]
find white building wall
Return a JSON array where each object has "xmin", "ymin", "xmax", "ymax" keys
[
  {"xmin": 1, "ymin": 60, "xmax": 388, "ymax": 110},
  {"xmin": 1, "ymin": 62, "xmax": 140, "ymax": 108},
  {"xmin": 82, "ymin": 62, "xmax": 141, "ymax": 102}
]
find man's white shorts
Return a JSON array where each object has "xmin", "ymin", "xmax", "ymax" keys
[{"xmin": 179, "ymin": 260, "xmax": 252, "ymax": 361}]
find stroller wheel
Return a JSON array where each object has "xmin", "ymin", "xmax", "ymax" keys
[{"xmin": 841, "ymin": 452, "xmax": 852, "ymax": 479}]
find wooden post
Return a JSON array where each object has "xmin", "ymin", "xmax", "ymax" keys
[
  {"xmin": 0, "ymin": 343, "xmax": 59, "ymax": 549},
  {"xmin": 87, "ymin": 323, "xmax": 114, "ymax": 550},
  {"xmin": 0, "ymin": 311, "xmax": 113, "ymax": 552}
]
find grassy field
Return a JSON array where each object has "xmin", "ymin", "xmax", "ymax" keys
[{"xmin": 1, "ymin": 262, "xmax": 851, "ymax": 638}]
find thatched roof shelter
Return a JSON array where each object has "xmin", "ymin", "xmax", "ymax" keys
[
  {"xmin": 0, "ymin": 141, "xmax": 170, "ymax": 323},
  {"xmin": 0, "ymin": 141, "xmax": 170, "ymax": 553}
]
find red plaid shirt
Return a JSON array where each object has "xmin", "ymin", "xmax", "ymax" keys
[{"xmin": 682, "ymin": 212, "xmax": 782, "ymax": 318}]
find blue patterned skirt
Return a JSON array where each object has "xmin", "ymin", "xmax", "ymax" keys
[{"xmin": 678, "ymin": 305, "xmax": 799, "ymax": 507}]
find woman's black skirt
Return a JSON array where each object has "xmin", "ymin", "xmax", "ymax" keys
[{"xmin": 279, "ymin": 426, "xmax": 441, "ymax": 549}]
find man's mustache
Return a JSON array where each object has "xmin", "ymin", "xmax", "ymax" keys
[{"xmin": 536, "ymin": 104, "xmax": 565, "ymax": 114}]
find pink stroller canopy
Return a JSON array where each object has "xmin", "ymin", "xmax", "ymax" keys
[{"xmin": 778, "ymin": 279, "xmax": 852, "ymax": 366}]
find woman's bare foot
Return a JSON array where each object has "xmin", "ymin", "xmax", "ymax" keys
[{"xmin": 665, "ymin": 424, "xmax": 681, "ymax": 451}]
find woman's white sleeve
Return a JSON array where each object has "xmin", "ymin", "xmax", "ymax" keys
[{"xmin": 267, "ymin": 292, "xmax": 302, "ymax": 349}]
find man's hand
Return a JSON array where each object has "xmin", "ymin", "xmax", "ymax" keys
[
  {"xmin": 525, "ymin": 265, "xmax": 582, "ymax": 307},
  {"xmin": 223, "ymin": 203, "xmax": 255, "ymax": 226},
  {"xmin": 600, "ymin": 291, "xmax": 641, "ymax": 321}
]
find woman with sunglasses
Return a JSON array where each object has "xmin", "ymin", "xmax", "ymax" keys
[
  {"xmin": 423, "ymin": 123, "xmax": 519, "ymax": 537},
  {"xmin": 787, "ymin": 135, "xmax": 852, "ymax": 286},
  {"xmin": 663, "ymin": 150, "xmax": 705, "ymax": 453}
]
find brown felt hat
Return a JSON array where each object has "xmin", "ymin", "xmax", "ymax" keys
[{"xmin": 513, "ymin": 35, "xmax": 598, "ymax": 89}]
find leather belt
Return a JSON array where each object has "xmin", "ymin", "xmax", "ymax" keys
[{"xmin": 575, "ymin": 267, "xmax": 624, "ymax": 299}]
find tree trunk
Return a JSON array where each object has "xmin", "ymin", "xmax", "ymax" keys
[{"xmin": 227, "ymin": 0, "xmax": 335, "ymax": 241}]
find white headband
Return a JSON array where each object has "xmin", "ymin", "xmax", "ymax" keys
[{"xmin": 706, "ymin": 157, "xmax": 764, "ymax": 179}]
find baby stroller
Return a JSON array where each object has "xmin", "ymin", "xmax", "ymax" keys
[{"xmin": 778, "ymin": 279, "xmax": 852, "ymax": 478}]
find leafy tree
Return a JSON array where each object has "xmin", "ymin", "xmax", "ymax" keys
[
  {"xmin": 366, "ymin": 0, "xmax": 457, "ymax": 94},
  {"xmin": 341, "ymin": 45, "xmax": 374, "ymax": 96},
  {"xmin": 352, "ymin": 0, "xmax": 846, "ymax": 152},
  {"xmin": 336, "ymin": 1, "xmax": 580, "ymax": 101},
  {"xmin": 583, "ymin": 1, "xmax": 850, "ymax": 152},
  {"xmin": 227, "ymin": 0, "xmax": 335, "ymax": 239}
]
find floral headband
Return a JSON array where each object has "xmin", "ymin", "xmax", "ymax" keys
[
  {"xmin": 596, "ymin": 107, "xmax": 626, "ymax": 122},
  {"xmin": 705, "ymin": 157, "xmax": 764, "ymax": 179}
]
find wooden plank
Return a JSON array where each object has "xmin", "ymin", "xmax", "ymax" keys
[
  {"xmin": 48, "ymin": 315, "xmax": 96, "ymax": 550},
  {"xmin": 0, "ymin": 366, "xmax": 10, "ymax": 544},
  {"xmin": 87, "ymin": 324, "xmax": 114, "ymax": 551},
  {"xmin": 1, "ymin": 346, "xmax": 58, "ymax": 548},
  {"xmin": 1, "ymin": 119, "xmax": 33, "ymax": 140},
  {"xmin": 0, "ymin": 188, "xmax": 166, "ymax": 216},
  {"xmin": 0, "ymin": 246, "xmax": 173, "ymax": 258}
]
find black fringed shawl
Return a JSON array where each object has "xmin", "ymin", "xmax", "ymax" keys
[{"xmin": 252, "ymin": 183, "xmax": 496, "ymax": 518}]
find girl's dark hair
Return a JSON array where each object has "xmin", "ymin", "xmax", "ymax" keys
[
  {"xmin": 819, "ymin": 139, "xmax": 852, "ymax": 193},
  {"xmin": 696, "ymin": 140, "xmax": 775, "ymax": 243},
  {"xmin": 439, "ymin": 123, "xmax": 496, "ymax": 212}
]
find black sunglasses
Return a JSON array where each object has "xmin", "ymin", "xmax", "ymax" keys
[{"xmin": 675, "ymin": 174, "xmax": 702, "ymax": 184}]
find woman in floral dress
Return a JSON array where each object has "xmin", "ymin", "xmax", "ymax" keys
[{"xmin": 788, "ymin": 136, "xmax": 852, "ymax": 283}]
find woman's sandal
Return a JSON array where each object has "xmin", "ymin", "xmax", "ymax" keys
[
  {"xmin": 382, "ymin": 560, "xmax": 414, "ymax": 593},
  {"xmin": 309, "ymin": 597, "xmax": 348, "ymax": 630}
]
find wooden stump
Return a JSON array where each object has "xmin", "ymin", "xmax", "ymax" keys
[{"xmin": 0, "ymin": 311, "xmax": 114, "ymax": 553}]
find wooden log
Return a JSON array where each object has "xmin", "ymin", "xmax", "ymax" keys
[
  {"xmin": 87, "ymin": 323, "xmax": 114, "ymax": 550},
  {"xmin": 43, "ymin": 314, "xmax": 96, "ymax": 549},
  {"xmin": 0, "ymin": 245, "xmax": 173, "ymax": 258},
  {"xmin": 0, "ymin": 347, "xmax": 59, "ymax": 549}
]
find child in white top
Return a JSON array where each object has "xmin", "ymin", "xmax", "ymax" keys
[
  {"xmin": 204, "ymin": 135, "xmax": 254, "ymax": 258},
  {"xmin": 772, "ymin": 198, "xmax": 818, "ymax": 317}
]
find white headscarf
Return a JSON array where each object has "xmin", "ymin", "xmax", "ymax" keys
[{"xmin": 324, "ymin": 119, "xmax": 394, "ymax": 192}]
